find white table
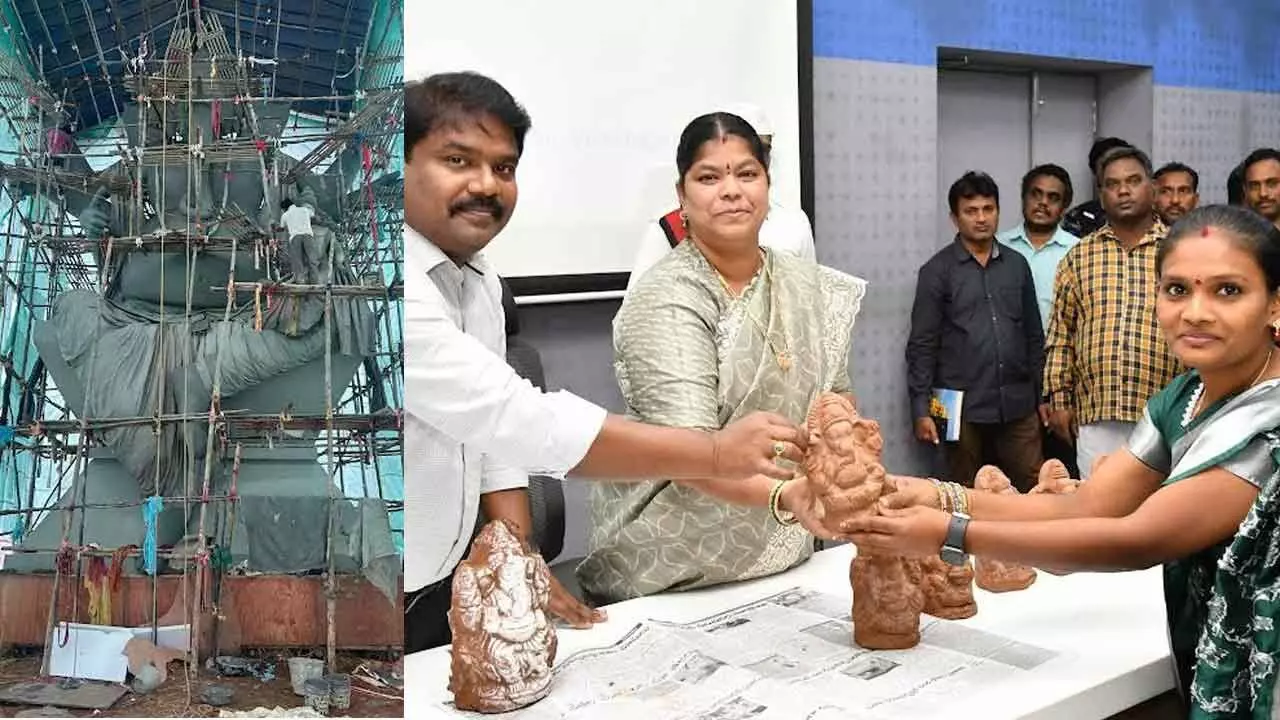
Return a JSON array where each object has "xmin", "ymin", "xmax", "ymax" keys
[{"xmin": 408, "ymin": 545, "xmax": 1175, "ymax": 719}]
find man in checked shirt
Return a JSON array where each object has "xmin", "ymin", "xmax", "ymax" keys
[{"xmin": 1043, "ymin": 146, "xmax": 1180, "ymax": 479}]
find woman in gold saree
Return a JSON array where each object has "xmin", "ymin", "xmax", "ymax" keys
[{"xmin": 576, "ymin": 112, "xmax": 867, "ymax": 603}]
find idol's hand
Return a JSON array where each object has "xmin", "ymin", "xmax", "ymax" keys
[{"xmin": 79, "ymin": 186, "xmax": 113, "ymax": 238}]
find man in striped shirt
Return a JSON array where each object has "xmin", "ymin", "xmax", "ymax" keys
[{"xmin": 1043, "ymin": 146, "xmax": 1179, "ymax": 478}]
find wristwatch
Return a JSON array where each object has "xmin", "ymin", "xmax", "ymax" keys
[{"xmin": 940, "ymin": 511, "xmax": 971, "ymax": 566}]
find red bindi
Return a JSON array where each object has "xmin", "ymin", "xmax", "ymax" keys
[{"xmin": 1201, "ymin": 226, "xmax": 1212, "ymax": 237}]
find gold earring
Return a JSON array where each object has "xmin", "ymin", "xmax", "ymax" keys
[{"xmin": 680, "ymin": 211, "xmax": 688, "ymax": 229}]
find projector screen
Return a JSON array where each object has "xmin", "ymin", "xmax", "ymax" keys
[{"xmin": 406, "ymin": 1, "xmax": 813, "ymax": 301}]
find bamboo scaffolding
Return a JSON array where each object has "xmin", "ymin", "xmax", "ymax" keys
[
  {"xmin": 19, "ymin": 412, "xmax": 401, "ymax": 435},
  {"xmin": 220, "ymin": 280, "xmax": 403, "ymax": 297},
  {"xmin": 0, "ymin": 0, "xmax": 404, "ymax": 679}
]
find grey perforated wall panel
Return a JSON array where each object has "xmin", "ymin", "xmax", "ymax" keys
[
  {"xmin": 1152, "ymin": 87, "xmax": 1250, "ymax": 203},
  {"xmin": 1247, "ymin": 92, "xmax": 1280, "ymax": 150},
  {"xmin": 814, "ymin": 58, "xmax": 944, "ymax": 477}
]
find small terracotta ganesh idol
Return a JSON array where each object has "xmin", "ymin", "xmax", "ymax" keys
[
  {"xmin": 972, "ymin": 466, "xmax": 1037, "ymax": 592},
  {"xmin": 918, "ymin": 553, "xmax": 978, "ymax": 620},
  {"xmin": 851, "ymin": 553, "xmax": 925, "ymax": 649},
  {"xmin": 448, "ymin": 520, "xmax": 557, "ymax": 713},
  {"xmin": 1029, "ymin": 458, "xmax": 1080, "ymax": 496},
  {"xmin": 802, "ymin": 393, "xmax": 924, "ymax": 649}
]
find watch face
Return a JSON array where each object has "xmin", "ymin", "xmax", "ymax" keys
[{"xmin": 940, "ymin": 546, "xmax": 965, "ymax": 566}]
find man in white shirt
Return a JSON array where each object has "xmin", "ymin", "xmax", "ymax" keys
[
  {"xmin": 405, "ymin": 73, "xmax": 814, "ymax": 654},
  {"xmin": 280, "ymin": 198, "xmax": 318, "ymax": 282},
  {"xmin": 625, "ymin": 103, "xmax": 816, "ymax": 293}
]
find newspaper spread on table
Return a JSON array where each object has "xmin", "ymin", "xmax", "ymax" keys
[{"xmin": 440, "ymin": 587, "xmax": 1061, "ymax": 719}]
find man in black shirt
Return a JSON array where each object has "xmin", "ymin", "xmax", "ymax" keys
[
  {"xmin": 907, "ymin": 172, "xmax": 1045, "ymax": 491},
  {"xmin": 1228, "ymin": 162, "xmax": 1247, "ymax": 206},
  {"xmin": 1061, "ymin": 137, "xmax": 1132, "ymax": 239}
]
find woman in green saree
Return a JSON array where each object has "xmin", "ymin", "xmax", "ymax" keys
[
  {"xmin": 842, "ymin": 204, "xmax": 1280, "ymax": 719},
  {"xmin": 575, "ymin": 112, "xmax": 866, "ymax": 604}
]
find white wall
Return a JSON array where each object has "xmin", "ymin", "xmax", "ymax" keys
[{"xmin": 406, "ymin": 0, "xmax": 802, "ymax": 282}]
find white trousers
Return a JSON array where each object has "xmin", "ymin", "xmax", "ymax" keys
[{"xmin": 1076, "ymin": 421, "xmax": 1136, "ymax": 480}]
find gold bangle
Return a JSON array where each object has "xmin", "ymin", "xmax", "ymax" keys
[
  {"xmin": 770, "ymin": 480, "xmax": 799, "ymax": 526},
  {"xmin": 944, "ymin": 482, "xmax": 963, "ymax": 514},
  {"xmin": 929, "ymin": 478, "xmax": 949, "ymax": 512},
  {"xmin": 945, "ymin": 482, "xmax": 968, "ymax": 514}
]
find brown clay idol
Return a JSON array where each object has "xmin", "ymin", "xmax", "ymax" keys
[
  {"xmin": 803, "ymin": 393, "xmax": 923, "ymax": 649},
  {"xmin": 448, "ymin": 520, "xmax": 557, "ymax": 713},
  {"xmin": 1029, "ymin": 458, "xmax": 1081, "ymax": 495},
  {"xmin": 798, "ymin": 389, "xmax": 890, "ymax": 525},
  {"xmin": 851, "ymin": 554, "xmax": 925, "ymax": 649},
  {"xmin": 918, "ymin": 554, "xmax": 978, "ymax": 619},
  {"xmin": 802, "ymin": 393, "xmax": 886, "ymax": 526},
  {"xmin": 972, "ymin": 466, "xmax": 1037, "ymax": 592}
]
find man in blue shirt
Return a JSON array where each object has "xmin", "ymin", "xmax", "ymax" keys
[
  {"xmin": 996, "ymin": 164, "xmax": 1079, "ymax": 333},
  {"xmin": 996, "ymin": 164, "xmax": 1079, "ymax": 477}
]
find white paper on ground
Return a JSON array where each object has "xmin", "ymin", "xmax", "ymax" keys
[{"xmin": 48, "ymin": 622, "xmax": 189, "ymax": 682}]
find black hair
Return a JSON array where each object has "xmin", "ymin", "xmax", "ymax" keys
[
  {"xmin": 1228, "ymin": 163, "xmax": 1247, "ymax": 206},
  {"xmin": 947, "ymin": 171, "xmax": 1000, "ymax": 215},
  {"xmin": 1089, "ymin": 137, "xmax": 1132, "ymax": 176},
  {"xmin": 1021, "ymin": 164, "xmax": 1073, "ymax": 208},
  {"xmin": 675, "ymin": 112, "xmax": 770, "ymax": 184},
  {"xmin": 1096, "ymin": 145, "xmax": 1153, "ymax": 180},
  {"xmin": 1242, "ymin": 148, "xmax": 1280, "ymax": 181},
  {"xmin": 404, "ymin": 72, "xmax": 532, "ymax": 161},
  {"xmin": 1154, "ymin": 162, "xmax": 1200, "ymax": 192},
  {"xmin": 280, "ymin": 198, "xmax": 293, "ymax": 210},
  {"xmin": 1158, "ymin": 204, "xmax": 1280, "ymax": 293}
]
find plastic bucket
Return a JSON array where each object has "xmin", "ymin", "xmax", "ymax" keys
[
  {"xmin": 324, "ymin": 673, "xmax": 352, "ymax": 710},
  {"xmin": 288, "ymin": 657, "xmax": 325, "ymax": 695},
  {"xmin": 302, "ymin": 677, "xmax": 330, "ymax": 714}
]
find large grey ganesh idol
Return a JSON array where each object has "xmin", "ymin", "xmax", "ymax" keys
[{"xmin": 1, "ymin": 10, "xmax": 393, "ymax": 588}]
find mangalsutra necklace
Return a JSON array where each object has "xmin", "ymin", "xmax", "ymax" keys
[
  {"xmin": 713, "ymin": 249, "xmax": 794, "ymax": 372},
  {"xmin": 1181, "ymin": 347, "xmax": 1275, "ymax": 427}
]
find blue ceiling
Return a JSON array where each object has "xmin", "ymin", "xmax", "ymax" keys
[{"xmin": 8, "ymin": 0, "xmax": 375, "ymax": 129}]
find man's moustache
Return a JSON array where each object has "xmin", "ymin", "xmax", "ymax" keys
[{"xmin": 450, "ymin": 199, "xmax": 504, "ymax": 219}]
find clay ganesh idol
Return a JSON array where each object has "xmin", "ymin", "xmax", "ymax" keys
[
  {"xmin": 1029, "ymin": 458, "xmax": 1081, "ymax": 496},
  {"xmin": 918, "ymin": 554, "xmax": 978, "ymax": 619},
  {"xmin": 850, "ymin": 553, "xmax": 925, "ymax": 649},
  {"xmin": 448, "ymin": 520, "xmax": 557, "ymax": 713},
  {"xmin": 972, "ymin": 466, "xmax": 1037, "ymax": 592},
  {"xmin": 802, "ymin": 393, "xmax": 886, "ymax": 524},
  {"xmin": 803, "ymin": 393, "xmax": 924, "ymax": 649}
]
